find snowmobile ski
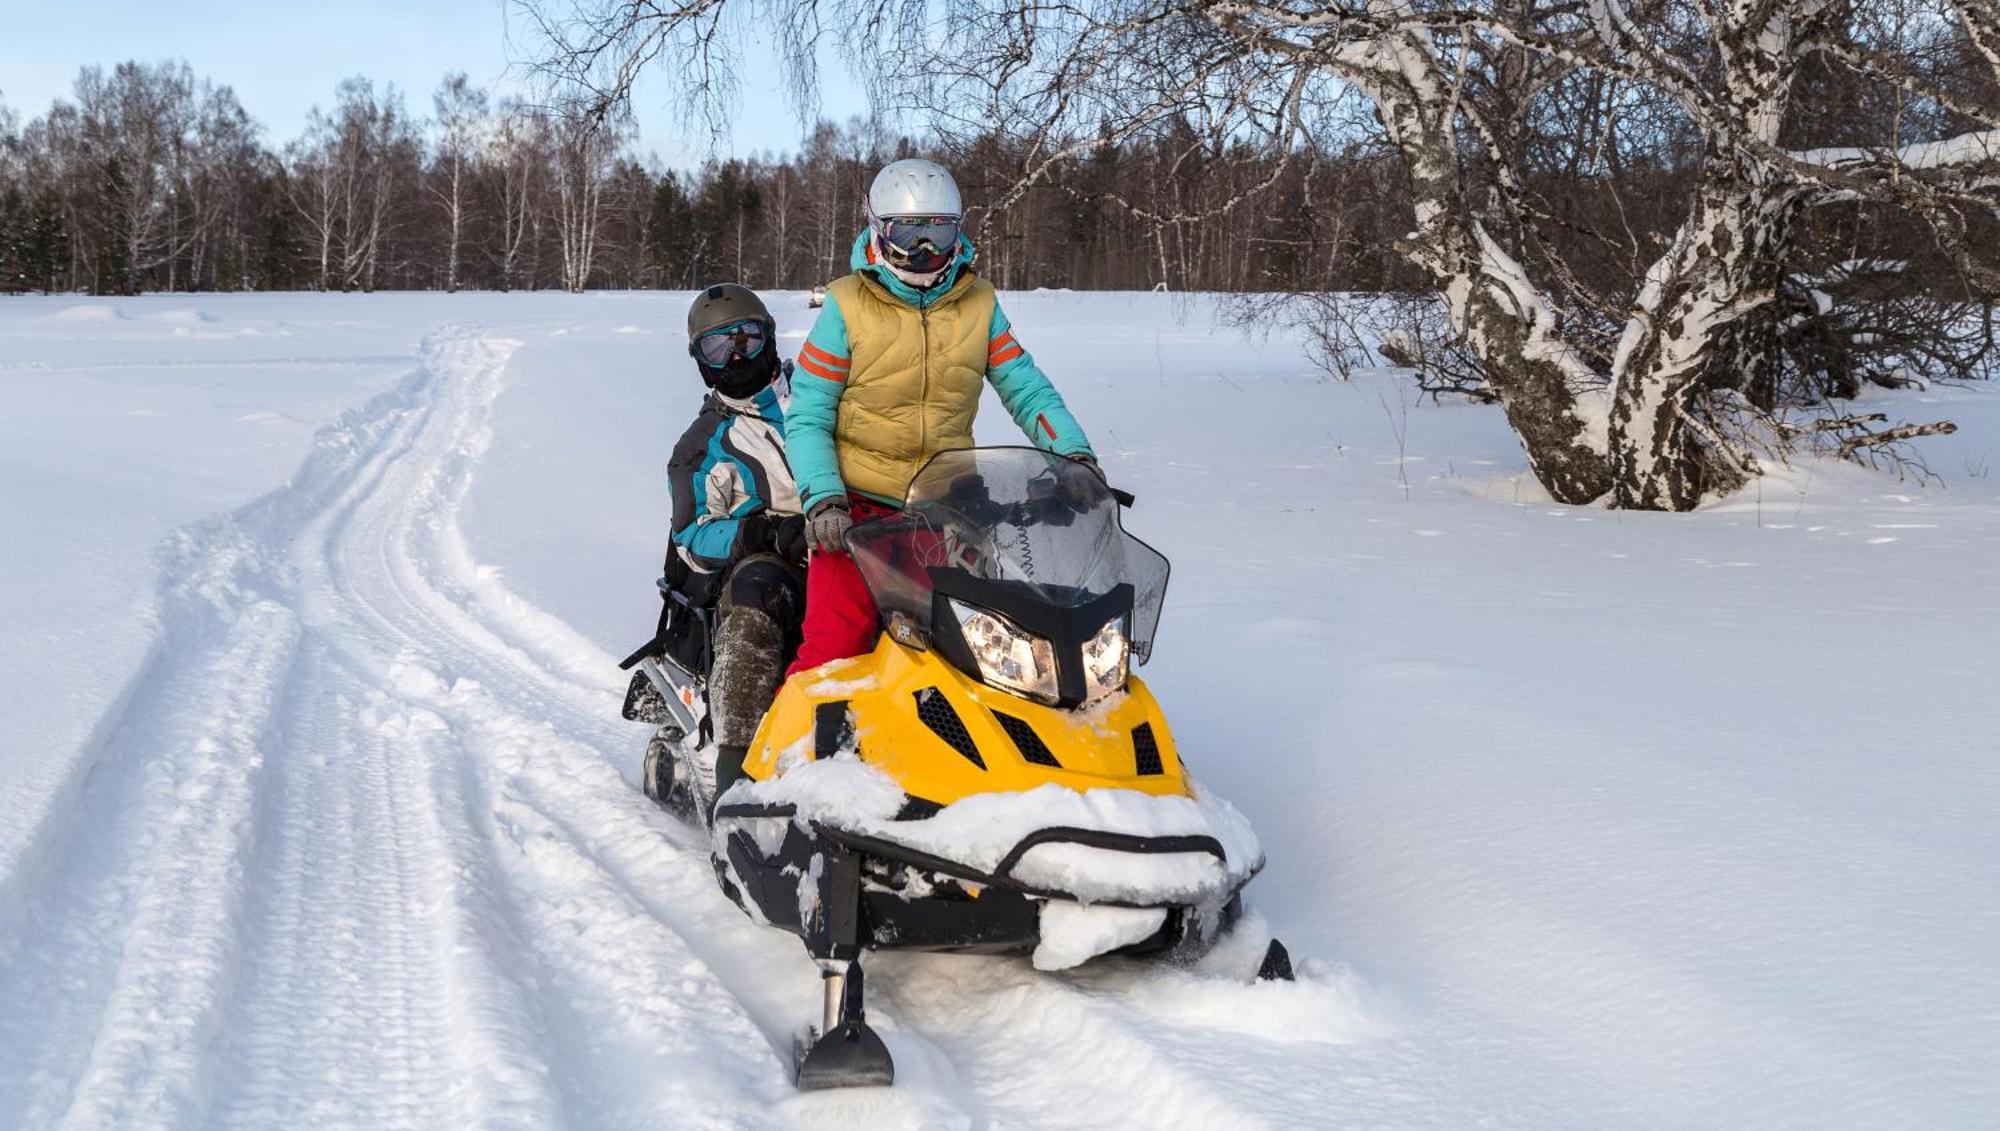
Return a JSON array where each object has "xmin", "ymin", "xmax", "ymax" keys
[
  {"xmin": 1257, "ymin": 938, "xmax": 1296, "ymax": 982},
  {"xmin": 792, "ymin": 962, "xmax": 893, "ymax": 1090}
]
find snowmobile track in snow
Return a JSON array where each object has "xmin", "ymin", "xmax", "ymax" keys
[{"xmin": 0, "ymin": 324, "xmax": 1365, "ymax": 1130}]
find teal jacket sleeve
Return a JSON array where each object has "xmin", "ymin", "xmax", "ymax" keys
[
  {"xmin": 986, "ymin": 303, "xmax": 1094, "ymax": 459},
  {"xmin": 787, "ymin": 298, "xmax": 854, "ymax": 512},
  {"xmin": 673, "ymin": 511, "xmax": 751, "ymax": 566}
]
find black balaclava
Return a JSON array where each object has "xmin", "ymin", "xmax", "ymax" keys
[{"xmin": 704, "ymin": 337, "xmax": 779, "ymax": 401}]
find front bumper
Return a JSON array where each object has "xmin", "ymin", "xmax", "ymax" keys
[{"xmin": 714, "ymin": 800, "xmax": 1251, "ymax": 957}]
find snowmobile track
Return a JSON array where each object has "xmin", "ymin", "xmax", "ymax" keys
[{"xmin": 0, "ymin": 323, "xmax": 1358, "ymax": 1130}]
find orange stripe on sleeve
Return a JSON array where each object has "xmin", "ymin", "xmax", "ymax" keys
[
  {"xmin": 797, "ymin": 353, "xmax": 846, "ymax": 381},
  {"xmin": 989, "ymin": 329, "xmax": 1023, "ymax": 366},
  {"xmin": 800, "ymin": 340, "xmax": 849, "ymax": 371}
]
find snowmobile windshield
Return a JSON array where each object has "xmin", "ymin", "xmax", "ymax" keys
[{"xmin": 848, "ymin": 448, "xmax": 1170, "ymax": 664}]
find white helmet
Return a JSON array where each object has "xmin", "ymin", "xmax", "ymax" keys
[
  {"xmin": 868, "ymin": 158, "xmax": 962, "ymax": 220},
  {"xmin": 867, "ymin": 159, "xmax": 964, "ymax": 286}
]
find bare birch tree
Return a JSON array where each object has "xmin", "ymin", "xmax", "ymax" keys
[
  {"xmin": 285, "ymin": 110, "xmax": 342, "ymax": 290},
  {"xmin": 63, "ymin": 63, "xmax": 212, "ymax": 294},
  {"xmin": 551, "ymin": 98, "xmax": 624, "ymax": 292},
  {"xmin": 490, "ymin": 100, "xmax": 550, "ymax": 290},
  {"xmin": 1201, "ymin": 0, "xmax": 1995, "ymax": 507},
  {"xmin": 431, "ymin": 74, "xmax": 490, "ymax": 293}
]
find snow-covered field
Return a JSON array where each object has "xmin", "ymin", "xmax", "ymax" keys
[{"xmin": 1, "ymin": 290, "xmax": 1995, "ymax": 1129}]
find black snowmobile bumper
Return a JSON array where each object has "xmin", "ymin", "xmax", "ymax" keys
[{"xmin": 713, "ymin": 801, "xmax": 1248, "ymax": 958}]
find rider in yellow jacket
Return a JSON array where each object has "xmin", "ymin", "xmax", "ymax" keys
[{"xmin": 784, "ymin": 159, "xmax": 1099, "ymax": 674}]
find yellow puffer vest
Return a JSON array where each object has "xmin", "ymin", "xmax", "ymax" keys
[{"xmin": 827, "ymin": 270, "xmax": 997, "ymax": 502}]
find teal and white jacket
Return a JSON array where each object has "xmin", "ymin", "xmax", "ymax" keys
[{"xmin": 667, "ymin": 384, "xmax": 801, "ymax": 587}]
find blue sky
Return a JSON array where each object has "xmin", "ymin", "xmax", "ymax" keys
[{"xmin": 0, "ymin": 0, "xmax": 873, "ymax": 167}]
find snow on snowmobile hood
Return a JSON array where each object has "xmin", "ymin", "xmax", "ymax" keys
[{"xmin": 719, "ymin": 749, "xmax": 1264, "ymax": 909}]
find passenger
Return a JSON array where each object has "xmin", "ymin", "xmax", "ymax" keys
[{"xmin": 665, "ymin": 284, "xmax": 807, "ymax": 803}]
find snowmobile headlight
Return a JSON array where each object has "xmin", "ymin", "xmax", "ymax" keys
[
  {"xmin": 1081, "ymin": 614, "xmax": 1130, "ymax": 703},
  {"xmin": 949, "ymin": 599, "xmax": 1059, "ymax": 705}
]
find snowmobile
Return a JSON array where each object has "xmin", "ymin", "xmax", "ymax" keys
[{"xmin": 620, "ymin": 447, "xmax": 1287, "ymax": 1091}]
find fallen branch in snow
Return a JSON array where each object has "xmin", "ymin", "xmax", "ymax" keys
[
  {"xmin": 1368, "ymin": 294, "xmax": 1501, "ymax": 403},
  {"xmin": 1831, "ymin": 419, "xmax": 1961, "ymax": 458},
  {"xmin": 1777, "ymin": 412, "xmax": 1960, "ymax": 480}
]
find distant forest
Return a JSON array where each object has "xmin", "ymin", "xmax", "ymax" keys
[
  {"xmin": 5, "ymin": 13, "xmax": 1994, "ymax": 512},
  {"xmin": 0, "ymin": 60, "xmax": 1425, "ymax": 296}
]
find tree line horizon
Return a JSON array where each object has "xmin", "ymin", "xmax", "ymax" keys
[
  {"xmin": 0, "ymin": 59, "xmax": 1425, "ymax": 298},
  {"xmin": 5, "ymin": 0, "xmax": 1997, "ymax": 516}
]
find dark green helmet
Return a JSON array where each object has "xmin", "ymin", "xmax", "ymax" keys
[{"xmin": 687, "ymin": 283, "xmax": 772, "ymax": 343}]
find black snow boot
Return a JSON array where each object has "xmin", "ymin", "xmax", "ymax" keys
[{"xmin": 711, "ymin": 743, "xmax": 750, "ymax": 819}]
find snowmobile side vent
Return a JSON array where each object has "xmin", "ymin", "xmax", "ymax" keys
[
  {"xmin": 1132, "ymin": 723, "xmax": 1163, "ymax": 776},
  {"xmin": 914, "ymin": 688, "xmax": 984, "ymax": 769},
  {"xmin": 992, "ymin": 711, "xmax": 1061, "ymax": 768},
  {"xmin": 814, "ymin": 701, "xmax": 853, "ymax": 759}
]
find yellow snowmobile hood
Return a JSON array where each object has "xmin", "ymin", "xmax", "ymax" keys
[{"xmin": 744, "ymin": 636, "xmax": 1188, "ymax": 804}]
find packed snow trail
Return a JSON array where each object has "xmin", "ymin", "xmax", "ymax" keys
[
  {"xmin": 10, "ymin": 294, "xmax": 1998, "ymax": 1126},
  {"xmin": 0, "ymin": 331, "xmax": 766, "ymax": 1126},
  {"xmin": 0, "ymin": 323, "xmax": 1372, "ymax": 1130}
]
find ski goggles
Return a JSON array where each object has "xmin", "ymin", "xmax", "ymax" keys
[
  {"xmin": 693, "ymin": 319, "xmax": 769, "ymax": 367},
  {"xmin": 877, "ymin": 215, "xmax": 962, "ymax": 272}
]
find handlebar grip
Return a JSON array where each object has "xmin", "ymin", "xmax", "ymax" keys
[{"xmin": 1111, "ymin": 488, "xmax": 1136, "ymax": 508}]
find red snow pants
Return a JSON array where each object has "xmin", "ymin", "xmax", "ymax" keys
[{"xmin": 786, "ymin": 497, "xmax": 898, "ymax": 677}]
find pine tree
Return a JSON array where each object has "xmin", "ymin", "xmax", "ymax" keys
[
  {"xmin": 0, "ymin": 187, "xmax": 23, "ymax": 293},
  {"xmin": 644, "ymin": 172, "xmax": 696, "ymax": 287},
  {"xmin": 24, "ymin": 191, "xmax": 68, "ymax": 293}
]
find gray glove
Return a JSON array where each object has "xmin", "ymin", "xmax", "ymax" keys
[{"xmin": 805, "ymin": 499, "xmax": 854, "ymax": 555}]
